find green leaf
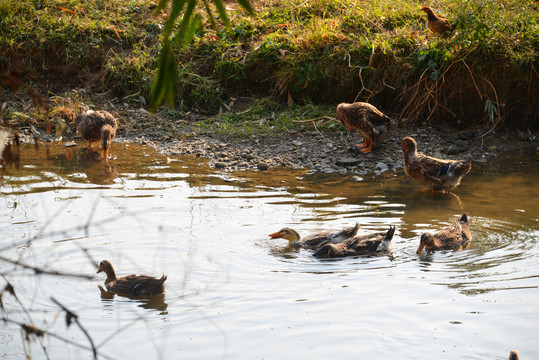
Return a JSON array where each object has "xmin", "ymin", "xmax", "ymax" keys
[
  {"xmin": 235, "ymin": 0, "xmax": 254, "ymax": 15},
  {"xmin": 212, "ymin": 0, "xmax": 229, "ymax": 27},
  {"xmin": 150, "ymin": 40, "xmax": 177, "ymax": 109},
  {"xmin": 201, "ymin": 0, "xmax": 217, "ymax": 30},
  {"xmin": 155, "ymin": 0, "xmax": 171, "ymax": 12},
  {"xmin": 174, "ymin": 0, "xmax": 197, "ymax": 47},
  {"xmin": 164, "ymin": 0, "xmax": 188, "ymax": 37},
  {"xmin": 181, "ymin": 13, "xmax": 202, "ymax": 50}
]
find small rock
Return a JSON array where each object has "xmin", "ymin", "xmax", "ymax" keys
[
  {"xmin": 257, "ymin": 162, "xmax": 269, "ymax": 171},
  {"xmin": 215, "ymin": 162, "xmax": 227, "ymax": 169},
  {"xmin": 291, "ymin": 140, "xmax": 302, "ymax": 146},
  {"xmin": 447, "ymin": 144, "xmax": 460, "ymax": 155},
  {"xmin": 432, "ymin": 151, "xmax": 443, "ymax": 159},
  {"xmin": 336, "ymin": 157, "xmax": 361, "ymax": 167},
  {"xmin": 375, "ymin": 162, "xmax": 389, "ymax": 172},
  {"xmin": 351, "ymin": 175, "xmax": 363, "ymax": 182},
  {"xmin": 488, "ymin": 145, "xmax": 497, "ymax": 152}
]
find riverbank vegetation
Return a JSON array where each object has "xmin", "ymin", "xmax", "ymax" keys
[{"xmin": 0, "ymin": 0, "xmax": 537, "ymax": 137}]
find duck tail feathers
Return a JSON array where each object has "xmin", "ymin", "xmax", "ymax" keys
[
  {"xmin": 450, "ymin": 161, "xmax": 471, "ymax": 177},
  {"xmin": 385, "ymin": 226, "xmax": 396, "ymax": 241},
  {"xmin": 342, "ymin": 222, "xmax": 361, "ymax": 238}
]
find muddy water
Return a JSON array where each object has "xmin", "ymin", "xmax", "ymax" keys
[{"xmin": 1, "ymin": 142, "xmax": 538, "ymax": 359}]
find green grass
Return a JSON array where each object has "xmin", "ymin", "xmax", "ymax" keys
[{"xmin": 0, "ymin": 0, "xmax": 537, "ymax": 134}]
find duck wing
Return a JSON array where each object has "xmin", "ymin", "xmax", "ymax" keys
[
  {"xmin": 108, "ymin": 274, "xmax": 167, "ymax": 297},
  {"xmin": 299, "ymin": 223, "xmax": 360, "ymax": 248},
  {"xmin": 347, "ymin": 226, "xmax": 395, "ymax": 253},
  {"xmin": 414, "ymin": 153, "xmax": 470, "ymax": 189}
]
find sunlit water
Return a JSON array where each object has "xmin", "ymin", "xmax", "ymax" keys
[{"xmin": 1, "ymin": 142, "xmax": 538, "ymax": 359}]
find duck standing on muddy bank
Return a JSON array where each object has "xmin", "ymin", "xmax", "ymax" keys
[
  {"xmin": 336, "ymin": 102, "xmax": 398, "ymax": 154},
  {"xmin": 75, "ymin": 109, "xmax": 118, "ymax": 159}
]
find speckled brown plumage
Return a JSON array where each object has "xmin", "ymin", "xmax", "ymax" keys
[
  {"xmin": 75, "ymin": 110, "xmax": 118, "ymax": 158},
  {"xmin": 97, "ymin": 260, "xmax": 167, "ymax": 297},
  {"xmin": 314, "ymin": 226, "xmax": 395, "ymax": 258},
  {"xmin": 416, "ymin": 214, "xmax": 471, "ymax": 254},
  {"xmin": 402, "ymin": 137, "xmax": 471, "ymax": 191},
  {"xmin": 421, "ymin": 6, "xmax": 451, "ymax": 35},
  {"xmin": 336, "ymin": 102, "xmax": 397, "ymax": 153},
  {"xmin": 269, "ymin": 223, "xmax": 360, "ymax": 249}
]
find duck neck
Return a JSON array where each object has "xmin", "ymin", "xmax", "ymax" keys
[
  {"xmin": 288, "ymin": 229, "xmax": 301, "ymax": 243},
  {"xmin": 103, "ymin": 264, "xmax": 118, "ymax": 284},
  {"xmin": 101, "ymin": 125, "xmax": 113, "ymax": 150}
]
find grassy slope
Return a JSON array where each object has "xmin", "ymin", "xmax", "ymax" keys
[{"xmin": 0, "ymin": 0, "xmax": 537, "ymax": 135}]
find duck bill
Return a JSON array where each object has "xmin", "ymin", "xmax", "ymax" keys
[
  {"xmin": 97, "ymin": 264, "xmax": 103, "ymax": 273},
  {"xmin": 268, "ymin": 231, "xmax": 282, "ymax": 239},
  {"xmin": 416, "ymin": 243, "xmax": 425, "ymax": 255}
]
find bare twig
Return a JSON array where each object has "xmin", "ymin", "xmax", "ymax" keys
[
  {"xmin": 0, "ymin": 255, "xmax": 94, "ymax": 279},
  {"xmin": 2, "ymin": 317, "xmax": 115, "ymax": 360},
  {"xmin": 51, "ymin": 297, "xmax": 98, "ymax": 360},
  {"xmin": 480, "ymin": 78, "xmax": 503, "ymax": 144}
]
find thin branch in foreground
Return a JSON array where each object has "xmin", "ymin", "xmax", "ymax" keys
[
  {"xmin": 0, "ymin": 255, "xmax": 95, "ymax": 279},
  {"xmin": 51, "ymin": 297, "xmax": 98, "ymax": 360},
  {"xmin": 2, "ymin": 317, "xmax": 115, "ymax": 360}
]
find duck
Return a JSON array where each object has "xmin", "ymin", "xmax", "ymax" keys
[
  {"xmin": 269, "ymin": 223, "xmax": 360, "ymax": 249},
  {"xmin": 75, "ymin": 109, "xmax": 118, "ymax": 158},
  {"xmin": 401, "ymin": 137, "xmax": 471, "ymax": 191},
  {"xmin": 421, "ymin": 6, "xmax": 451, "ymax": 36},
  {"xmin": 416, "ymin": 214, "xmax": 471, "ymax": 254},
  {"xmin": 509, "ymin": 350, "xmax": 519, "ymax": 360},
  {"xmin": 97, "ymin": 260, "xmax": 167, "ymax": 297},
  {"xmin": 314, "ymin": 226, "xmax": 396, "ymax": 258},
  {"xmin": 336, "ymin": 102, "xmax": 397, "ymax": 153}
]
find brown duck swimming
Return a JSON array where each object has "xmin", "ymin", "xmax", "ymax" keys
[
  {"xmin": 416, "ymin": 214, "xmax": 471, "ymax": 254},
  {"xmin": 401, "ymin": 137, "xmax": 471, "ymax": 191},
  {"xmin": 336, "ymin": 102, "xmax": 397, "ymax": 153},
  {"xmin": 97, "ymin": 260, "xmax": 167, "ymax": 297},
  {"xmin": 75, "ymin": 110, "xmax": 118, "ymax": 158},
  {"xmin": 314, "ymin": 226, "xmax": 396, "ymax": 258},
  {"xmin": 269, "ymin": 223, "xmax": 360, "ymax": 249}
]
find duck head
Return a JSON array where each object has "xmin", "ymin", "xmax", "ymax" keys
[
  {"xmin": 416, "ymin": 233, "xmax": 436, "ymax": 254},
  {"xmin": 101, "ymin": 125, "xmax": 114, "ymax": 159},
  {"xmin": 401, "ymin": 137, "xmax": 418, "ymax": 154},
  {"xmin": 268, "ymin": 228, "xmax": 301, "ymax": 242},
  {"xmin": 97, "ymin": 260, "xmax": 117, "ymax": 281}
]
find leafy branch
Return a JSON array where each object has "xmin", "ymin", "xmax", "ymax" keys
[{"xmin": 150, "ymin": 0, "xmax": 254, "ymax": 109}]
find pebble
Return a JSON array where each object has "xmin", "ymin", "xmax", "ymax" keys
[
  {"xmin": 375, "ymin": 162, "xmax": 389, "ymax": 172},
  {"xmin": 447, "ymin": 144, "xmax": 460, "ymax": 155},
  {"xmin": 336, "ymin": 157, "xmax": 361, "ymax": 167},
  {"xmin": 257, "ymin": 162, "xmax": 269, "ymax": 171},
  {"xmin": 214, "ymin": 162, "xmax": 227, "ymax": 169},
  {"xmin": 351, "ymin": 175, "xmax": 363, "ymax": 182}
]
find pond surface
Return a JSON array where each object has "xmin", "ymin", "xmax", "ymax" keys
[{"xmin": 1, "ymin": 141, "xmax": 538, "ymax": 359}]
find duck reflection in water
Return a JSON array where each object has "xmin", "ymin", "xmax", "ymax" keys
[
  {"xmin": 98, "ymin": 285, "xmax": 168, "ymax": 313},
  {"xmin": 57, "ymin": 144, "xmax": 118, "ymax": 185}
]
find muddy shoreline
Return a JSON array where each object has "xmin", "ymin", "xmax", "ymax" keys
[{"xmin": 131, "ymin": 124, "xmax": 538, "ymax": 176}]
